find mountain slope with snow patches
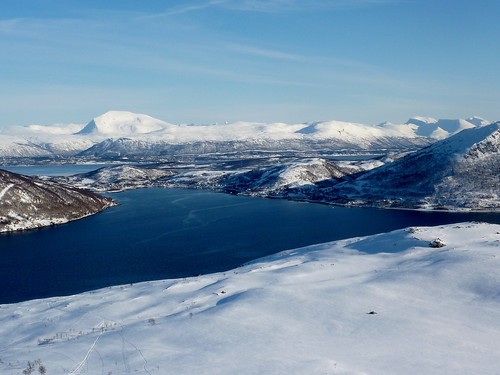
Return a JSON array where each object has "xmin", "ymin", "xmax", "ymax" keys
[
  {"xmin": 319, "ymin": 122, "xmax": 500, "ymax": 210},
  {"xmin": 1, "ymin": 222, "xmax": 499, "ymax": 374},
  {"xmin": 0, "ymin": 169, "xmax": 115, "ymax": 232},
  {"xmin": 218, "ymin": 158, "xmax": 355, "ymax": 195}
]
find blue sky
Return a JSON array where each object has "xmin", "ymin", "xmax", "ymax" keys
[{"xmin": 1, "ymin": 0, "xmax": 499, "ymax": 126}]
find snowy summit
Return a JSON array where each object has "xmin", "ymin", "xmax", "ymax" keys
[{"xmin": 76, "ymin": 111, "xmax": 170, "ymax": 136}]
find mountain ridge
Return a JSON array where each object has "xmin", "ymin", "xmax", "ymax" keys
[{"xmin": 1, "ymin": 111, "xmax": 492, "ymax": 160}]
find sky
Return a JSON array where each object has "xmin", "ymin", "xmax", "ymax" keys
[{"xmin": 1, "ymin": 0, "xmax": 499, "ymax": 127}]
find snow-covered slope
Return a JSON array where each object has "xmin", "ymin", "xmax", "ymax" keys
[
  {"xmin": 0, "ymin": 135, "xmax": 53, "ymax": 158},
  {"xmin": 1, "ymin": 222, "xmax": 499, "ymax": 374},
  {"xmin": 299, "ymin": 119, "xmax": 417, "ymax": 140},
  {"xmin": 320, "ymin": 122, "xmax": 500, "ymax": 210},
  {"xmin": 0, "ymin": 123, "xmax": 94, "ymax": 157},
  {"xmin": 0, "ymin": 169, "xmax": 115, "ymax": 232}
]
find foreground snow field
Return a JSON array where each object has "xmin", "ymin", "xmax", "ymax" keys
[{"xmin": 1, "ymin": 223, "xmax": 499, "ymax": 374}]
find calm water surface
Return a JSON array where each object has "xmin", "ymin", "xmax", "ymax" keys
[
  {"xmin": 3, "ymin": 164, "xmax": 111, "ymax": 176},
  {"xmin": 2, "ymin": 167, "xmax": 500, "ymax": 303}
]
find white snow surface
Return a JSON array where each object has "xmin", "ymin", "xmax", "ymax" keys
[
  {"xmin": 76, "ymin": 111, "xmax": 171, "ymax": 136},
  {"xmin": 1, "ymin": 222, "xmax": 499, "ymax": 374}
]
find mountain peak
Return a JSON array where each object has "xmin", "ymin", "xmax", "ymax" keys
[
  {"xmin": 466, "ymin": 116, "xmax": 491, "ymax": 127},
  {"xmin": 76, "ymin": 111, "xmax": 169, "ymax": 136},
  {"xmin": 405, "ymin": 116, "xmax": 438, "ymax": 126}
]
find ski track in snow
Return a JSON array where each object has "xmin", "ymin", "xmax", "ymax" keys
[
  {"xmin": 68, "ymin": 328, "xmax": 104, "ymax": 375},
  {"xmin": 0, "ymin": 183, "xmax": 14, "ymax": 200}
]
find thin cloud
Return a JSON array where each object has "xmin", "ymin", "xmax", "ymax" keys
[
  {"xmin": 226, "ymin": 0, "xmax": 398, "ymax": 12},
  {"xmin": 140, "ymin": 0, "xmax": 229, "ymax": 19},
  {"xmin": 227, "ymin": 43, "xmax": 310, "ymax": 62},
  {"xmin": 143, "ymin": 0, "xmax": 394, "ymax": 18}
]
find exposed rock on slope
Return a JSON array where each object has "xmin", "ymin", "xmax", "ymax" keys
[
  {"xmin": 0, "ymin": 169, "xmax": 115, "ymax": 232},
  {"xmin": 319, "ymin": 122, "xmax": 500, "ymax": 210}
]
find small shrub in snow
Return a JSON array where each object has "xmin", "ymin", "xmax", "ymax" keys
[{"xmin": 22, "ymin": 359, "xmax": 45, "ymax": 375}]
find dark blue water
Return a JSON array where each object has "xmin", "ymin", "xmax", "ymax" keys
[
  {"xmin": 2, "ymin": 188, "xmax": 500, "ymax": 304},
  {"xmin": 2, "ymin": 164, "xmax": 111, "ymax": 176}
]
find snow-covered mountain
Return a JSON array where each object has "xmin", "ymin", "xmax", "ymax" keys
[
  {"xmin": 405, "ymin": 116, "xmax": 490, "ymax": 139},
  {"xmin": 218, "ymin": 158, "xmax": 355, "ymax": 194},
  {"xmin": 0, "ymin": 169, "xmax": 115, "ymax": 232},
  {"xmin": 2, "ymin": 111, "xmax": 490, "ymax": 161},
  {"xmin": 2, "ymin": 222, "xmax": 499, "ymax": 374},
  {"xmin": 76, "ymin": 114, "xmax": 434, "ymax": 159},
  {"xmin": 318, "ymin": 121, "xmax": 500, "ymax": 210},
  {"xmin": 76, "ymin": 111, "xmax": 170, "ymax": 136}
]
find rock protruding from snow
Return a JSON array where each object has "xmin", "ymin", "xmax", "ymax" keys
[
  {"xmin": 0, "ymin": 169, "xmax": 115, "ymax": 232},
  {"xmin": 429, "ymin": 238, "xmax": 446, "ymax": 248}
]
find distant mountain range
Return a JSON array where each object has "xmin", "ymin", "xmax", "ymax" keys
[
  {"xmin": 0, "ymin": 111, "xmax": 491, "ymax": 160},
  {"xmin": 51, "ymin": 119, "xmax": 500, "ymax": 211}
]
